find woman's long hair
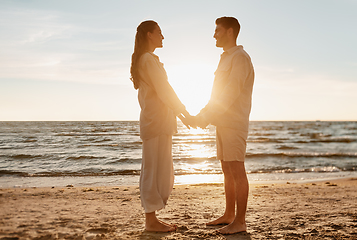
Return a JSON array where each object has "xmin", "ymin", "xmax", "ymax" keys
[{"xmin": 130, "ymin": 20, "xmax": 158, "ymax": 90}]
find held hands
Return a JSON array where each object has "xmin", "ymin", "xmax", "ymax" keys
[
  {"xmin": 178, "ymin": 114, "xmax": 196, "ymax": 129},
  {"xmin": 195, "ymin": 114, "xmax": 209, "ymax": 129},
  {"xmin": 178, "ymin": 112, "xmax": 209, "ymax": 129}
]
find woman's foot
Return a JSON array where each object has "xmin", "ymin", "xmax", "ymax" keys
[
  {"xmin": 159, "ymin": 220, "xmax": 177, "ymax": 228},
  {"xmin": 145, "ymin": 212, "xmax": 177, "ymax": 232},
  {"xmin": 145, "ymin": 221, "xmax": 176, "ymax": 232}
]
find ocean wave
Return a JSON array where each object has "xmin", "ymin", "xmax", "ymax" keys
[
  {"xmin": 311, "ymin": 138, "xmax": 356, "ymax": 143},
  {"xmin": 105, "ymin": 157, "xmax": 216, "ymax": 164},
  {"xmin": 300, "ymin": 132, "xmax": 332, "ymax": 139},
  {"xmin": 174, "ymin": 133, "xmax": 212, "ymax": 137},
  {"xmin": 104, "ymin": 158, "xmax": 142, "ymax": 164},
  {"xmin": 0, "ymin": 170, "xmax": 29, "ymax": 177},
  {"xmin": 2, "ymin": 166, "xmax": 356, "ymax": 178},
  {"xmin": 247, "ymin": 138, "xmax": 285, "ymax": 143},
  {"xmin": 113, "ymin": 153, "xmax": 357, "ymax": 162},
  {"xmin": 174, "ymin": 140, "xmax": 216, "ymax": 145},
  {"xmin": 1, "ymin": 121, "xmax": 357, "ymax": 181},
  {"xmin": 249, "ymin": 166, "xmax": 356, "ymax": 174},
  {"xmin": 174, "ymin": 169, "xmax": 222, "ymax": 175},
  {"xmin": 247, "ymin": 137, "xmax": 356, "ymax": 144},
  {"xmin": 76, "ymin": 141, "xmax": 142, "ymax": 149},
  {"xmin": 173, "ymin": 157, "xmax": 217, "ymax": 162},
  {"xmin": 249, "ymin": 132, "xmax": 276, "ymax": 136},
  {"xmin": 55, "ymin": 133, "xmax": 129, "ymax": 137},
  {"xmin": 276, "ymin": 145, "xmax": 299, "ymax": 150},
  {"xmin": 66, "ymin": 156, "xmax": 105, "ymax": 161},
  {"xmin": 23, "ymin": 139, "xmax": 37, "ymax": 143},
  {"xmin": 79, "ymin": 144, "xmax": 121, "ymax": 148},
  {"xmin": 0, "ymin": 169, "xmax": 141, "ymax": 177},
  {"xmin": 5, "ymin": 154, "xmax": 45, "ymax": 160},
  {"xmin": 92, "ymin": 138, "xmax": 112, "ymax": 143},
  {"xmin": 245, "ymin": 152, "xmax": 357, "ymax": 159},
  {"xmin": 0, "ymin": 169, "xmax": 222, "ymax": 177}
]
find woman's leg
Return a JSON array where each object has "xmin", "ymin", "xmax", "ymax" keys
[
  {"xmin": 156, "ymin": 135, "xmax": 174, "ymax": 206},
  {"xmin": 140, "ymin": 135, "xmax": 175, "ymax": 232}
]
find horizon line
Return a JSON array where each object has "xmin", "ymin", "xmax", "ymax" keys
[{"xmin": 1, "ymin": 120, "xmax": 356, "ymax": 122}]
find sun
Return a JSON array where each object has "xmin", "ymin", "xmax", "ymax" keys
[{"xmin": 166, "ymin": 62, "xmax": 215, "ymax": 115}]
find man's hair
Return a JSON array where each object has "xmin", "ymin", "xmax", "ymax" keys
[{"xmin": 215, "ymin": 16, "xmax": 240, "ymax": 40}]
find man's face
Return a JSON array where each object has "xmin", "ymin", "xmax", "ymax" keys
[
  {"xmin": 150, "ymin": 25, "xmax": 164, "ymax": 48},
  {"xmin": 213, "ymin": 24, "xmax": 228, "ymax": 48}
]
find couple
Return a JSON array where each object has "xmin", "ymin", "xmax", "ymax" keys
[{"xmin": 130, "ymin": 16, "xmax": 254, "ymax": 235}]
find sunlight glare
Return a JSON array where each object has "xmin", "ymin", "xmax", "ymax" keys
[
  {"xmin": 189, "ymin": 143, "xmax": 209, "ymax": 159},
  {"xmin": 175, "ymin": 174, "xmax": 223, "ymax": 185},
  {"xmin": 166, "ymin": 63, "xmax": 215, "ymax": 115},
  {"xmin": 187, "ymin": 127, "xmax": 206, "ymax": 136}
]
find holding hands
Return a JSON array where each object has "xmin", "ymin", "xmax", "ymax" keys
[
  {"xmin": 195, "ymin": 114, "xmax": 209, "ymax": 129},
  {"xmin": 179, "ymin": 114, "xmax": 196, "ymax": 129},
  {"xmin": 178, "ymin": 110, "xmax": 209, "ymax": 129}
]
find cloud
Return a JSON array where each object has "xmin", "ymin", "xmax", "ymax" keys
[
  {"xmin": 0, "ymin": 9, "xmax": 71, "ymax": 44},
  {"xmin": 0, "ymin": 7, "xmax": 128, "ymax": 85}
]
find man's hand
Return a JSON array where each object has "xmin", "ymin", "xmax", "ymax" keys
[
  {"xmin": 195, "ymin": 114, "xmax": 209, "ymax": 129},
  {"xmin": 187, "ymin": 115, "xmax": 197, "ymax": 128}
]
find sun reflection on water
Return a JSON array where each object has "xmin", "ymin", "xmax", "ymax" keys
[
  {"xmin": 175, "ymin": 126, "xmax": 216, "ymax": 160},
  {"xmin": 175, "ymin": 174, "xmax": 224, "ymax": 185},
  {"xmin": 172, "ymin": 123, "xmax": 221, "ymax": 184},
  {"xmin": 187, "ymin": 127, "xmax": 207, "ymax": 135}
]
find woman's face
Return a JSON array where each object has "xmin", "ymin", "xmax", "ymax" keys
[{"xmin": 149, "ymin": 25, "xmax": 164, "ymax": 49}]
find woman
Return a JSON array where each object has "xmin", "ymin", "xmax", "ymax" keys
[{"xmin": 130, "ymin": 20, "xmax": 192, "ymax": 232}]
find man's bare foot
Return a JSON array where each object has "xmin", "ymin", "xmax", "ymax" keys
[
  {"xmin": 216, "ymin": 221, "xmax": 246, "ymax": 235},
  {"xmin": 145, "ymin": 220, "xmax": 176, "ymax": 232},
  {"xmin": 206, "ymin": 215, "xmax": 235, "ymax": 226}
]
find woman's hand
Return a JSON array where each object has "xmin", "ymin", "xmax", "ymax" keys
[{"xmin": 178, "ymin": 114, "xmax": 197, "ymax": 129}]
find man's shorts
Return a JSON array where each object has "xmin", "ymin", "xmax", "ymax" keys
[{"xmin": 216, "ymin": 127, "xmax": 247, "ymax": 162}]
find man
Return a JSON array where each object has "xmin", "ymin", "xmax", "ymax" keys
[{"xmin": 195, "ymin": 16, "xmax": 255, "ymax": 234}]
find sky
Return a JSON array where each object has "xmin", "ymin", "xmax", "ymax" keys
[{"xmin": 0, "ymin": 0, "xmax": 356, "ymax": 121}]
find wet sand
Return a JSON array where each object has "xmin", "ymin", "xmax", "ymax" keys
[{"xmin": 0, "ymin": 178, "xmax": 356, "ymax": 239}]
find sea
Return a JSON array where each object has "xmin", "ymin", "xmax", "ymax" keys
[{"xmin": 0, "ymin": 121, "xmax": 356, "ymax": 188}]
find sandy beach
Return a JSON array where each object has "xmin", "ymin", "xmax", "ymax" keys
[{"xmin": 1, "ymin": 178, "xmax": 356, "ymax": 240}]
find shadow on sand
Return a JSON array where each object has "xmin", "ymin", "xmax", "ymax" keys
[{"xmin": 138, "ymin": 226, "xmax": 252, "ymax": 240}]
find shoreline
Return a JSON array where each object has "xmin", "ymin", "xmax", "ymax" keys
[
  {"xmin": 0, "ymin": 176, "xmax": 355, "ymax": 190},
  {"xmin": 1, "ymin": 178, "xmax": 356, "ymax": 239},
  {"xmin": 1, "ymin": 171, "xmax": 357, "ymax": 189}
]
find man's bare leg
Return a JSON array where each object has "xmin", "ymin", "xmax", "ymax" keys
[
  {"xmin": 206, "ymin": 161, "xmax": 236, "ymax": 225},
  {"xmin": 218, "ymin": 161, "xmax": 249, "ymax": 234},
  {"xmin": 145, "ymin": 212, "xmax": 176, "ymax": 232}
]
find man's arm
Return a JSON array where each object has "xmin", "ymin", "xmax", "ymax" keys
[{"xmin": 201, "ymin": 54, "xmax": 251, "ymax": 122}]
